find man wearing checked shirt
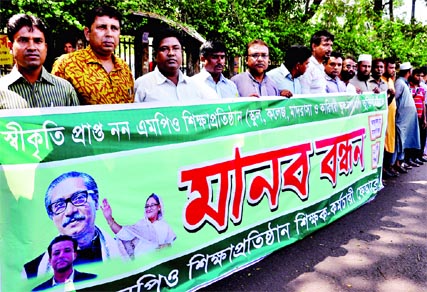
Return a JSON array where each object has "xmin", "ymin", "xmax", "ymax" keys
[
  {"xmin": 192, "ymin": 40, "xmax": 239, "ymax": 98},
  {"xmin": 0, "ymin": 14, "xmax": 79, "ymax": 108}
]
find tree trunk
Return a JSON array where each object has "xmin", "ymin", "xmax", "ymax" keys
[
  {"xmin": 374, "ymin": 0, "xmax": 383, "ymax": 16},
  {"xmin": 389, "ymin": 0, "xmax": 394, "ymax": 21},
  {"xmin": 302, "ymin": 0, "xmax": 324, "ymax": 22},
  {"xmin": 411, "ymin": 0, "xmax": 416, "ymax": 23}
]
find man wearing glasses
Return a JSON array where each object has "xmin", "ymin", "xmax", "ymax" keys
[
  {"xmin": 22, "ymin": 171, "xmax": 128, "ymax": 279},
  {"xmin": 340, "ymin": 55, "xmax": 358, "ymax": 94},
  {"xmin": 231, "ymin": 39, "xmax": 280, "ymax": 97}
]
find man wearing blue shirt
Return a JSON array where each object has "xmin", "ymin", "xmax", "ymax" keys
[
  {"xmin": 231, "ymin": 39, "xmax": 279, "ymax": 97},
  {"xmin": 267, "ymin": 45, "xmax": 311, "ymax": 97},
  {"xmin": 324, "ymin": 51, "xmax": 347, "ymax": 93}
]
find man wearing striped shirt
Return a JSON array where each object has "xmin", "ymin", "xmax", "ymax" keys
[{"xmin": 0, "ymin": 14, "xmax": 79, "ymax": 108}]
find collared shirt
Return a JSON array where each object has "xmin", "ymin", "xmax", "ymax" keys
[
  {"xmin": 381, "ymin": 76, "xmax": 395, "ymax": 91},
  {"xmin": 231, "ymin": 71, "xmax": 280, "ymax": 97},
  {"xmin": 134, "ymin": 67, "xmax": 219, "ymax": 102},
  {"xmin": 349, "ymin": 75, "xmax": 370, "ymax": 92},
  {"xmin": 346, "ymin": 83, "xmax": 357, "ymax": 94},
  {"xmin": 191, "ymin": 69, "xmax": 239, "ymax": 98},
  {"xmin": 367, "ymin": 77, "xmax": 389, "ymax": 92},
  {"xmin": 0, "ymin": 89, "xmax": 28, "ymax": 109},
  {"xmin": 0, "ymin": 66, "xmax": 79, "ymax": 108},
  {"xmin": 325, "ymin": 74, "xmax": 347, "ymax": 93},
  {"xmin": 267, "ymin": 64, "xmax": 302, "ymax": 94},
  {"xmin": 52, "ymin": 46, "xmax": 134, "ymax": 105},
  {"xmin": 52, "ymin": 270, "xmax": 75, "ymax": 287},
  {"xmin": 299, "ymin": 55, "xmax": 327, "ymax": 94}
]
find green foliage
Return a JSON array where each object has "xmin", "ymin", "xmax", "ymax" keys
[
  {"xmin": 316, "ymin": 0, "xmax": 427, "ymax": 67},
  {"xmin": 1, "ymin": 0, "xmax": 427, "ymax": 67}
]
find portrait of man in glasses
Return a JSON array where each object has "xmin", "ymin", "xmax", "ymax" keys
[{"xmin": 22, "ymin": 171, "xmax": 128, "ymax": 279}]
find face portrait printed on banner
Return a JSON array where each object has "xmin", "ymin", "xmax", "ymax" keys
[{"xmin": 46, "ymin": 174, "xmax": 99, "ymax": 241}]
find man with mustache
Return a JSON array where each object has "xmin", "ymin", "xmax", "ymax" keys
[
  {"xmin": 134, "ymin": 28, "xmax": 219, "ymax": 102},
  {"xmin": 191, "ymin": 40, "xmax": 239, "ymax": 98},
  {"xmin": 231, "ymin": 39, "xmax": 280, "ymax": 97},
  {"xmin": 22, "ymin": 171, "xmax": 129, "ymax": 279},
  {"xmin": 324, "ymin": 51, "xmax": 347, "ymax": 93},
  {"xmin": 299, "ymin": 30, "xmax": 334, "ymax": 94},
  {"xmin": 52, "ymin": 5, "xmax": 134, "ymax": 105},
  {"xmin": 340, "ymin": 55, "xmax": 358, "ymax": 93},
  {"xmin": 350, "ymin": 54, "xmax": 373, "ymax": 93},
  {"xmin": 0, "ymin": 14, "xmax": 79, "ymax": 108},
  {"xmin": 32, "ymin": 235, "xmax": 96, "ymax": 291}
]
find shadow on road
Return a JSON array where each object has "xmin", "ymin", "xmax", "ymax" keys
[{"xmin": 200, "ymin": 167, "xmax": 427, "ymax": 292}]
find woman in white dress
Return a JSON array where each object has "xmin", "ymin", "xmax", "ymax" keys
[{"xmin": 101, "ymin": 193, "xmax": 176, "ymax": 258}]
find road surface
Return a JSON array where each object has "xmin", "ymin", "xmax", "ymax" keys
[{"xmin": 200, "ymin": 165, "xmax": 427, "ymax": 292}]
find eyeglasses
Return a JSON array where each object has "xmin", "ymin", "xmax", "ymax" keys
[
  {"xmin": 345, "ymin": 65, "xmax": 357, "ymax": 69},
  {"xmin": 145, "ymin": 203, "xmax": 159, "ymax": 209},
  {"xmin": 48, "ymin": 190, "xmax": 97, "ymax": 215},
  {"xmin": 248, "ymin": 54, "xmax": 269, "ymax": 59}
]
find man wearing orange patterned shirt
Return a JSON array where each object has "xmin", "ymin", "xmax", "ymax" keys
[{"xmin": 52, "ymin": 6, "xmax": 134, "ymax": 105}]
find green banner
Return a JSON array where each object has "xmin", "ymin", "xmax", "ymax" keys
[{"xmin": 0, "ymin": 93, "xmax": 387, "ymax": 291}]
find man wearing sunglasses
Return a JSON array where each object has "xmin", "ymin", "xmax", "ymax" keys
[{"xmin": 22, "ymin": 171, "xmax": 128, "ymax": 279}]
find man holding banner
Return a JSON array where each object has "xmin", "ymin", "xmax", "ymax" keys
[
  {"xmin": 0, "ymin": 14, "xmax": 79, "ymax": 108},
  {"xmin": 134, "ymin": 28, "xmax": 219, "ymax": 102},
  {"xmin": 22, "ymin": 171, "xmax": 128, "ymax": 279}
]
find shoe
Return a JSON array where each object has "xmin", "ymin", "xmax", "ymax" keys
[
  {"xmin": 418, "ymin": 157, "xmax": 427, "ymax": 163},
  {"xmin": 388, "ymin": 168, "xmax": 400, "ymax": 177},
  {"xmin": 401, "ymin": 162, "xmax": 412, "ymax": 170},
  {"xmin": 415, "ymin": 158, "xmax": 424, "ymax": 165},
  {"xmin": 383, "ymin": 169, "xmax": 397, "ymax": 179},
  {"xmin": 394, "ymin": 165, "xmax": 408, "ymax": 173},
  {"xmin": 406, "ymin": 159, "xmax": 420, "ymax": 167}
]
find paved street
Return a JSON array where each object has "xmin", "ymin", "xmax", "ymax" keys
[{"xmin": 200, "ymin": 165, "xmax": 427, "ymax": 292}]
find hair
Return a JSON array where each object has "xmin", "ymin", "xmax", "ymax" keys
[
  {"xmin": 200, "ymin": 40, "xmax": 227, "ymax": 57},
  {"xmin": 47, "ymin": 235, "xmax": 78, "ymax": 258},
  {"xmin": 64, "ymin": 40, "xmax": 75, "ymax": 47},
  {"xmin": 45, "ymin": 171, "xmax": 99, "ymax": 218},
  {"xmin": 284, "ymin": 45, "xmax": 311, "ymax": 70},
  {"xmin": 7, "ymin": 14, "xmax": 48, "ymax": 43},
  {"xmin": 146, "ymin": 193, "xmax": 162, "ymax": 220},
  {"xmin": 384, "ymin": 57, "xmax": 396, "ymax": 66},
  {"xmin": 85, "ymin": 5, "xmax": 122, "ymax": 28},
  {"xmin": 323, "ymin": 51, "xmax": 343, "ymax": 65},
  {"xmin": 152, "ymin": 28, "xmax": 182, "ymax": 54},
  {"xmin": 344, "ymin": 55, "xmax": 356, "ymax": 63},
  {"xmin": 372, "ymin": 58, "xmax": 385, "ymax": 68},
  {"xmin": 246, "ymin": 39, "xmax": 269, "ymax": 56},
  {"xmin": 412, "ymin": 68, "xmax": 422, "ymax": 75},
  {"xmin": 310, "ymin": 30, "xmax": 334, "ymax": 49}
]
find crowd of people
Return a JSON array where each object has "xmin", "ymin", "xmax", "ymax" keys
[{"xmin": 1, "ymin": 5, "xmax": 425, "ymax": 179}]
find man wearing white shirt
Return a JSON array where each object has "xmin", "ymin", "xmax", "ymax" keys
[
  {"xmin": 192, "ymin": 40, "xmax": 239, "ymax": 98},
  {"xmin": 340, "ymin": 55, "xmax": 358, "ymax": 94},
  {"xmin": 134, "ymin": 29, "xmax": 219, "ymax": 103},
  {"xmin": 299, "ymin": 30, "xmax": 334, "ymax": 94}
]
